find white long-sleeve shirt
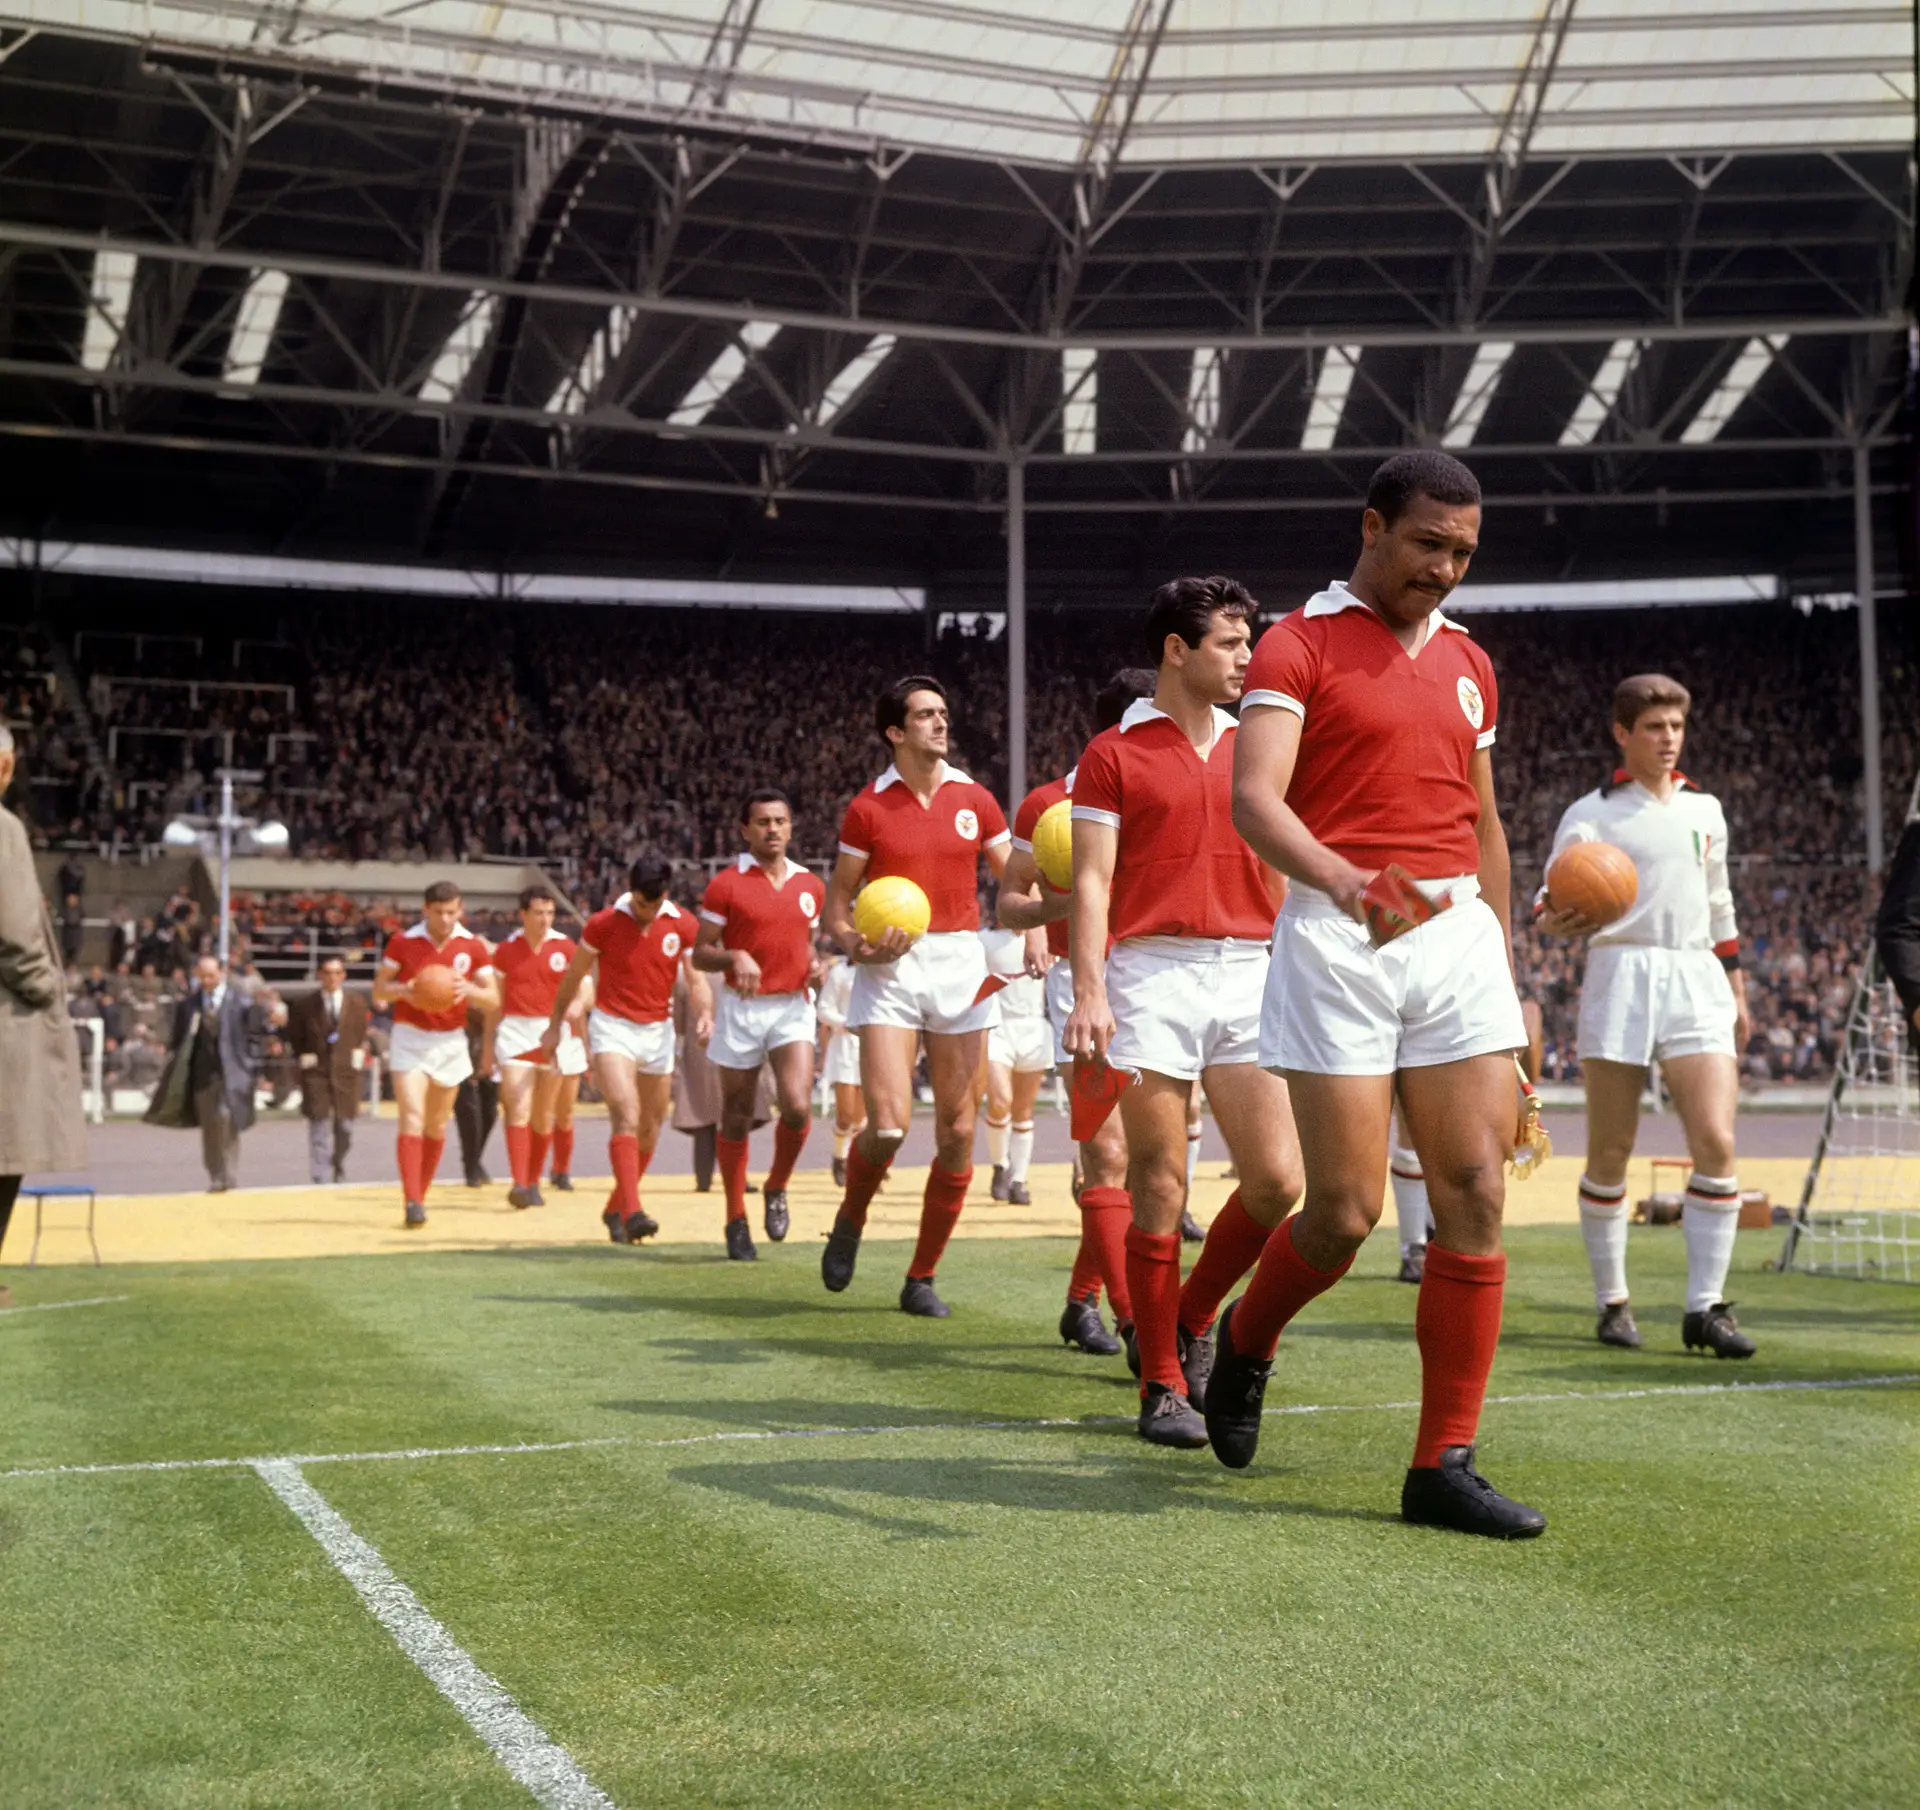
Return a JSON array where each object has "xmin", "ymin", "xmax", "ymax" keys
[
  {"xmin": 815, "ymin": 957, "xmax": 855, "ymax": 1031},
  {"xmin": 1544, "ymin": 772, "xmax": 1739, "ymax": 959}
]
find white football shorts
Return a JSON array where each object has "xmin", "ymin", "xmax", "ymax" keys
[
  {"xmin": 588, "ymin": 1008, "xmax": 675, "ymax": 1077},
  {"xmin": 990, "ymin": 1012, "xmax": 1054, "ymax": 1073},
  {"xmin": 848, "ymin": 930, "xmax": 1001, "ymax": 1038},
  {"xmin": 1106, "ymin": 935, "xmax": 1269, "ymax": 1080},
  {"xmin": 1262, "ymin": 877, "xmax": 1525, "ymax": 1075},
  {"xmin": 1577, "ymin": 943, "xmax": 1737, "ymax": 1065},
  {"xmin": 709, "ymin": 987, "xmax": 816, "ymax": 1071},
  {"xmin": 1044, "ymin": 958, "xmax": 1075, "ymax": 1067},
  {"xmin": 387, "ymin": 1022, "xmax": 473, "ymax": 1088},
  {"xmin": 494, "ymin": 1012, "xmax": 588, "ymax": 1077},
  {"xmin": 822, "ymin": 1027, "xmax": 862, "ymax": 1088}
]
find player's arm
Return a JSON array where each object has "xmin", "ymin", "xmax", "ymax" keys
[
  {"xmin": 1469, "ymin": 746, "xmax": 1513, "ymax": 962},
  {"xmin": 459, "ymin": 958, "xmax": 500, "ymax": 1016},
  {"xmin": 997, "ymin": 842, "xmax": 1070, "ymax": 933},
  {"xmin": 569, "ymin": 969, "xmax": 595, "ymax": 1030},
  {"xmin": 540, "ymin": 944, "xmax": 597, "ymax": 1057},
  {"xmin": 1535, "ymin": 805, "xmax": 1601, "ymax": 938},
  {"xmin": 371, "ymin": 956, "xmax": 409, "ymax": 1010},
  {"xmin": 1706, "ymin": 809, "xmax": 1750, "ymax": 1049},
  {"xmin": 692, "ymin": 915, "xmax": 760, "ymax": 995},
  {"xmin": 683, "ymin": 952, "xmax": 714, "ymax": 1043},
  {"xmin": 1063, "ymin": 817, "xmax": 1118, "ymax": 1060},
  {"xmin": 1230, "ymin": 706, "xmax": 1371, "ymax": 918},
  {"xmin": 824, "ymin": 847, "xmax": 910, "ymax": 966}
]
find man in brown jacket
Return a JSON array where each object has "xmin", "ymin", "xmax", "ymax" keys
[
  {"xmin": 286, "ymin": 954, "xmax": 370, "ymax": 1183},
  {"xmin": 0, "ymin": 726, "xmax": 88, "ymax": 1291}
]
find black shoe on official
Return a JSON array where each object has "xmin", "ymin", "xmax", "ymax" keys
[
  {"xmin": 1401, "ymin": 1445, "xmax": 1547, "ymax": 1539},
  {"xmin": 403, "ymin": 1201, "xmax": 427, "ymax": 1229},
  {"xmin": 1203, "ymin": 1300, "xmax": 1271, "ymax": 1470},
  {"xmin": 725, "ymin": 1217, "xmax": 757, "ymax": 1262},
  {"xmin": 900, "ymin": 1274, "xmax": 950, "ymax": 1318},
  {"xmin": 1008, "ymin": 1180, "xmax": 1031, "ymax": 1206},
  {"xmin": 549, "ymin": 1171, "xmax": 574, "ymax": 1192},
  {"xmin": 763, "ymin": 1187, "xmax": 790, "ymax": 1243},
  {"xmin": 1059, "ymin": 1294, "xmax": 1122, "ymax": 1355},
  {"xmin": 1120, "ymin": 1320, "xmax": 1140, "ymax": 1379},
  {"xmin": 1397, "ymin": 1242, "xmax": 1427, "ymax": 1284},
  {"xmin": 624, "ymin": 1209, "xmax": 660, "ymax": 1243},
  {"xmin": 990, "ymin": 1163, "xmax": 1010, "ymax": 1202},
  {"xmin": 507, "ymin": 1184, "xmax": 534, "ymax": 1211},
  {"xmin": 1597, "ymin": 1300, "xmax": 1643, "ymax": 1348},
  {"xmin": 602, "ymin": 1205, "xmax": 628, "ymax": 1244},
  {"xmin": 1178, "ymin": 1322, "xmax": 1214, "ymax": 1412},
  {"xmin": 1138, "ymin": 1382, "xmax": 1209, "ymax": 1449},
  {"xmin": 832, "ymin": 1156, "xmax": 847, "ymax": 1188},
  {"xmin": 1683, "ymin": 1302, "xmax": 1756, "ymax": 1359},
  {"xmin": 1179, "ymin": 1208, "xmax": 1205, "ymax": 1244},
  {"xmin": 465, "ymin": 1167, "xmax": 490, "ymax": 1189},
  {"xmin": 331, "ymin": 1162, "xmax": 347, "ymax": 1185},
  {"xmin": 821, "ymin": 1214, "xmax": 863, "ymax": 1292}
]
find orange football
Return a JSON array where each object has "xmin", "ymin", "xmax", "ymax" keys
[
  {"xmin": 1547, "ymin": 841, "xmax": 1639, "ymax": 926},
  {"xmin": 411, "ymin": 965, "xmax": 460, "ymax": 1013}
]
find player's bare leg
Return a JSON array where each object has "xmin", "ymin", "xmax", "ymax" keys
[
  {"xmin": 596, "ymin": 1051, "xmax": 669, "ymax": 1244},
  {"xmin": 1061, "ymin": 1077, "xmax": 1129, "ymax": 1355},
  {"xmin": 1390, "ymin": 1101, "xmax": 1433, "ymax": 1284},
  {"xmin": 984, "ymin": 1058, "xmax": 1014, "ymax": 1199},
  {"xmin": 717, "ymin": 1042, "xmax": 814, "ymax": 1253},
  {"xmin": 1181, "ymin": 1080, "xmax": 1207, "ymax": 1240},
  {"xmin": 394, "ymin": 1069, "xmax": 458, "ymax": 1226},
  {"xmin": 1003, "ymin": 1064, "xmax": 1044, "ymax": 1206},
  {"xmin": 896, "ymin": 1029, "xmax": 987, "ymax": 1314},
  {"xmin": 547, "ymin": 1075, "xmax": 579, "ymax": 1190},
  {"xmin": 499, "ymin": 1061, "xmax": 563, "ymax": 1208},
  {"xmin": 1576, "ymin": 1057, "xmax": 1646, "ymax": 1344},
  {"xmin": 831, "ymin": 1082, "xmax": 866, "ymax": 1186},
  {"xmin": 1661, "ymin": 1051, "xmax": 1752, "ymax": 1357},
  {"xmin": 823, "ymin": 1024, "xmax": 917, "ymax": 1291}
]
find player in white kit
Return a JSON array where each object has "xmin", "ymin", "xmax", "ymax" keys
[
  {"xmin": 1538, "ymin": 672, "xmax": 1756, "ymax": 1358},
  {"xmin": 814, "ymin": 950, "xmax": 865, "ymax": 1186},
  {"xmin": 980, "ymin": 926, "xmax": 1052, "ymax": 1205}
]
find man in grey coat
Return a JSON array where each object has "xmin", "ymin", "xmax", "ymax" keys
[
  {"xmin": 0, "ymin": 725, "xmax": 88, "ymax": 1288},
  {"xmin": 166, "ymin": 953, "xmax": 284, "ymax": 1191}
]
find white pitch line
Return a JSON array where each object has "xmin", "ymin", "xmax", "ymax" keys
[
  {"xmin": 2, "ymin": 1372, "xmax": 1913, "ymax": 1483},
  {"xmin": 0, "ymin": 1294, "xmax": 128, "ymax": 1320},
  {"xmin": 253, "ymin": 1459, "xmax": 614, "ymax": 1810}
]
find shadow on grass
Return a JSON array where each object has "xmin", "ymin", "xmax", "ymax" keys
[
  {"xmin": 597, "ymin": 1396, "xmax": 1007, "ymax": 1430},
  {"xmin": 479, "ymin": 1292, "xmax": 863, "ymax": 1322}
]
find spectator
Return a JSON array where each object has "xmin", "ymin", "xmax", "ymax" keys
[
  {"xmin": 162, "ymin": 954, "xmax": 284, "ymax": 1192},
  {"xmin": 286, "ymin": 956, "xmax": 370, "ymax": 1183}
]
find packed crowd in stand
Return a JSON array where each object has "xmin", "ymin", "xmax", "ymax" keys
[{"xmin": 6, "ymin": 593, "xmax": 1912, "ymax": 1089}]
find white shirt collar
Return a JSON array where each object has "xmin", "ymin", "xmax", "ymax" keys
[
  {"xmin": 736, "ymin": 851, "xmax": 800, "ymax": 886},
  {"xmin": 613, "ymin": 892, "xmax": 679, "ymax": 921},
  {"xmin": 1116, "ymin": 698, "xmax": 1240, "ymax": 740},
  {"xmin": 874, "ymin": 759, "xmax": 972, "ymax": 793},
  {"xmin": 1303, "ymin": 579, "xmax": 1465, "ymax": 640}
]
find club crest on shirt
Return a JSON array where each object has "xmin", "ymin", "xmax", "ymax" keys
[
  {"xmin": 661, "ymin": 932, "xmax": 683, "ymax": 959},
  {"xmin": 799, "ymin": 892, "xmax": 819, "ymax": 920},
  {"xmin": 452, "ymin": 951, "xmax": 473, "ymax": 976},
  {"xmin": 1456, "ymin": 675, "xmax": 1485, "ymax": 730},
  {"xmin": 548, "ymin": 949, "xmax": 568, "ymax": 971},
  {"xmin": 954, "ymin": 808, "xmax": 980, "ymax": 841}
]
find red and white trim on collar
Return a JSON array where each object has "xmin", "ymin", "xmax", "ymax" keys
[
  {"xmin": 730, "ymin": 850, "xmax": 803, "ymax": 885},
  {"xmin": 872, "ymin": 759, "xmax": 975, "ymax": 793},
  {"xmin": 402, "ymin": 919, "xmax": 465, "ymax": 944},
  {"xmin": 612, "ymin": 893, "xmax": 680, "ymax": 921}
]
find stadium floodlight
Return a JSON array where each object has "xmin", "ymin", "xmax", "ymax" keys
[
  {"xmin": 1560, "ymin": 338, "xmax": 1645, "ymax": 447},
  {"xmin": 547, "ymin": 305, "xmax": 638, "ymax": 416},
  {"xmin": 816, "ymin": 334, "xmax": 897, "ymax": 428},
  {"xmin": 1680, "ymin": 336, "xmax": 1786, "ymax": 444},
  {"xmin": 1183, "ymin": 347, "xmax": 1223, "ymax": 453},
  {"xmin": 80, "ymin": 249, "xmax": 136, "ymax": 372},
  {"xmin": 1061, "ymin": 347, "xmax": 1097, "ymax": 454},
  {"xmin": 668, "ymin": 320, "xmax": 781, "ymax": 426},
  {"xmin": 223, "ymin": 269, "xmax": 289, "ymax": 387},
  {"xmin": 1301, "ymin": 344, "xmax": 1360, "ymax": 451},
  {"xmin": 1442, "ymin": 341, "xmax": 1515, "ymax": 448},
  {"xmin": 164, "ymin": 768, "xmax": 289, "ymax": 967},
  {"xmin": 419, "ymin": 292, "xmax": 499, "ymax": 404}
]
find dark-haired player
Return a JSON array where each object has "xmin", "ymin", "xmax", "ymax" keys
[
  {"xmin": 373, "ymin": 880, "xmax": 500, "ymax": 1228},
  {"xmin": 543, "ymin": 855, "xmax": 713, "ymax": 1245},
  {"xmin": 821, "ymin": 675, "xmax": 1011, "ymax": 1316},
  {"xmin": 1220, "ymin": 448, "xmax": 1544, "ymax": 1537},
  {"xmin": 1064, "ymin": 579, "xmax": 1303, "ymax": 1448},
  {"xmin": 693, "ymin": 789, "xmax": 827, "ymax": 1261}
]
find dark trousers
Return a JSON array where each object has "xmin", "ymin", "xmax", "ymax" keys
[
  {"xmin": 0, "ymin": 1174, "xmax": 18, "ymax": 1256},
  {"xmin": 307, "ymin": 1115, "xmax": 355, "ymax": 1183},
  {"xmin": 454, "ymin": 1074, "xmax": 499, "ymax": 1183},
  {"xmin": 194, "ymin": 1078, "xmax": 238, "ymax": 1189},
  {"xmin": 690, "ymin": 1124, "xmax": 716, "ymax": 1192}
]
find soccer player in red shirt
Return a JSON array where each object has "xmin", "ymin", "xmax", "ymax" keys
[
  {"xmin": 1063, "ymin": 580, "xmax": 1304, "ymax": 1448},
  {"xmin": 821, "ymin": 675, "xmax": 1012, "ymax": 1316},
  {"xmin": 998, "ymin": 666, "xmax": 1157, "ymax": 1357},
  {"xmin": 372, "ymin": 879, "xmax": 501, "ymax": 1228},
  {"xmin": 692, "ymin": 788, "xmax": 828, "ymax": 1261},
  {"xmin": 1218, "ymin": 449, "xmax": 1545, "ymax": 1538},
  {"xmin": 481, "ymin": 882, "xmax": 590, "ymax": 1211},
  {"xmin": 542, "ymin": 854, "xmax": 713, "ymax": 1245}
]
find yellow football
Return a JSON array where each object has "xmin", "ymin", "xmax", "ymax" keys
[
  {"xmin": 1031, "ymin": 799, "xmax": 1074, "ymax": 892},
  {"xmin": 853, "ymin": 874, "xmax": 932, "ymax": 945}
]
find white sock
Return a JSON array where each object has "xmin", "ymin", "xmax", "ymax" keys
[
  {"xmin": 1009, "ymin": 1121, "xmax": 1034, "ymax": 1185},
  {"xmin": 832, "ymin": 1125, "xmax": 852, "ymax": 1159},
  {"xmin": 1683, "ymin": 1173, "xmax": 1741, "ymax": 1312},
  {"xmin": 1577, "ymin": 1174, "xmax": 1631, "ymax": 1309},
  {"xmin": 1186, "ymin": 1127, "xmax": 1201, "ymax": 1189},
  {"xmin": 986, "ymin": 1116, "xmax": 1010, "ymax": 1167},
  {"xmin": 1389, "ymin": 1146, "xmax": 1431, "ymax": 1252}
]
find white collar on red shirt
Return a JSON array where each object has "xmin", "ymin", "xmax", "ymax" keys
[
  {"xmin": 734, "ymin": 851, "xmax": 803, "ymax": 887},
  {"xmin": 1116, "ymin": 698, "xmax": 1240, "ymax": 740},
  {"xmin": 612, "ymin": 893, "xmax": 680, "ymax": 921},
  {"xmin": 1304, "ymin": 579, "xmax": 1468, "ymax": 650},
  {"xmin": 403, "ymin": 920, "xmax": 465, "ymax": 945},
  {"xmin": 874, "ymin": 760, "xmax": 973, "ymax": 793}
]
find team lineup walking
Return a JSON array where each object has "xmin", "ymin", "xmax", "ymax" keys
[{"xmin": 364, "ymin": 450, "xmax": 1787, "ymax": 1542}]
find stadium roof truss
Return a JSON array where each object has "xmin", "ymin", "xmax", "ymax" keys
[{"xmin": 0, "ymin": 0, "xmax": 1910, "ymax": 555}]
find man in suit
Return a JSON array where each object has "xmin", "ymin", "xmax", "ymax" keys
[
  {"xmin": 168, "ymin": 953, "xmax": 283, "ymax": 1192},
  {"xmin": 287, "ymin": 955, "xmax": 370, "ymax": 1183}
]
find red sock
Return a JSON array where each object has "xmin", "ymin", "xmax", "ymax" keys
[
  {"xmin": 528, "ymin": 1129, "xmax": 552, "ymax": 1184},
  {"xmin": 907, "ymin": 1165, "xmax": 970, "ymax": 1279},
  {"xmin": 765, "ymin": 1117, "xmax": 809, "ymax": 1192},
  {"xmin": 1123, "ymin": 1225, "xmax": 1183, "ymax": 1397},
  {"xmin": 1177, "ymin": 1189, "xmax": 1269, "ymax": 1338},
  {"xmin": 504, "ymin": 1124, "xmax": 531, "ymax": 1188},
  {"xmin": 1412, "ymin": 1245, "xmax": 1507, "ymax": 1467},
  {"xmin": 1229, "ymin": 1215, "xmax": 1351, "ymax": 1361},
  {"xmin": 551, "ymin": 1124, "xmax": 575, "ymax": 1175},
  {"xmin": 1067, "ymin": 1238, "xmax": 1102, "ymax": 1305},
  {"xmin": 420, "ymin": 1136, "xmax": 446, "ymax": 1204},
  {"xmin": 610, "ymin": 1133, "xmax": 641, "ymax": 1219},
  {"xmin": 839, "ymin": 1136, "xmax": 896, "ymax": 1230},
  {"xmin": 1079, "ymin": 1186, "xmax": 1133, "ymax": 1323},
  {"xmin": 397, "ymin": 1133, "xmax": 423, "ymax": 1203},
  {"xmin": 716, "ymin": 1134, "xmax": 750, "ymax": 1223}
]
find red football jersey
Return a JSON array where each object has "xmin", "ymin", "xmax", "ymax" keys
[
  {"xmin": 1012, "ymin": 770, "xmax": 1073, "ymax": 958},
  {"xmin": 382, "ymin": 921, "xmax": 494, "ymax": 1033},
  {"xmin": 699, "ymin": 856, "xmax": 825, "ymax": 995},
  {"xmin": 493, "ymin": 929, "xmax": 577, "ymax": 1018},
  {"xmin": 837, "ymin": 763, "xmax": 1010, "ymax": 933},
  {"xmin": 1241, "ymin": 582, "xmax": 1497, "ymax": 878},
  {"xmin": 580, "ymin": 895, "xmax": 687, "ymax": 1024},
  {"xmin": 1071, "ymin": 702, "xmax": 1277, "ymax": 942}
]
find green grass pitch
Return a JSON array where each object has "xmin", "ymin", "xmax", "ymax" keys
[{"xmin": 4, "ymin": 1226, "xmax": 1916, "ymax": 1808}]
